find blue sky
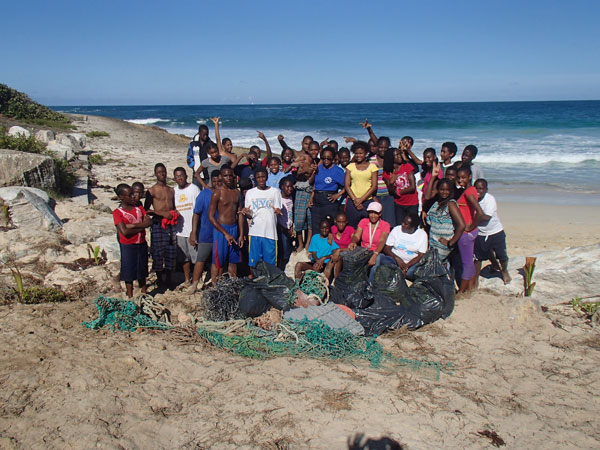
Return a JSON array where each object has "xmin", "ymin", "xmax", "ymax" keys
[{"xmin": 2, "ymin": 0, "xmax": 599, "ymax": 105}]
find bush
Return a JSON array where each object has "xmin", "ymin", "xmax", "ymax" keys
[
  {"xmin": 0, "ymin": 126, "xmax": 46, "ymax": 153},
  {"xmin": 89, "ymin": 154, "xmax": 106, "ymax": 165},
  {"xmin": 0, "ymin": 84, "xmax": 70, "ymax": 123},
  {"xmin": 86, "ymin": 131, "xmax": 110, "ymax": 138}
]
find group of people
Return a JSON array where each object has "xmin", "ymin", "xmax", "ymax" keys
[{"xmin": 113, "ymin": 118, "xmax": 510, "ymax": 298}]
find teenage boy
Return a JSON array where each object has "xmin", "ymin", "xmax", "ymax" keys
[
  {"xmin": 474, "ymin": 179, "xmax": 511, "ymax": 285},
  {"xmin": 173, "ymin": 167, "xmax": 201, "ymax": 287},
  {"xmin": 190, "ymin": 170, "xmax": 222, "ymax": 292},
  {"xmin": 144, "ymin": 163, "xmax": 177, "ymax": 289},
  {"xmin": 244, "ymin": 166, "xmax": 282, "ymax": 267},
  {"xmin": 461, "ymin": 144, "xmax": 484, "ymax": 181},
  {"xmin": 187, "ymin": 124, "xmax": 213, "ymax": 189},
  {"xmin": 440, "ymin": 142, "xmax": 457, "ymax": 176},
  {"xmin": 208, "ymin": 166, "xmax": 244, "ymax": 280},
  {"xmin": 235, "ymin": 148, "xmax": 260, "ymax": 187}
]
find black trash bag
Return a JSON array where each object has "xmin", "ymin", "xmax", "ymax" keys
[
  {"xmin": 371, "ymin": 264, "xmax": 411, "ymax": 306},
  {"xmin": 246, "ymin": 260, "xmax": 295, "ymax": 311},
  {"xmin": 334, "ymin": 247, "xmax": 374, "ymax": 309},
  {"xmin": 355, "ymin": 249, "xmax": 455, "ymax": 335},
  {"xmin": 238, "ymin": 286, "xmax": 269, "ymax": 317}
]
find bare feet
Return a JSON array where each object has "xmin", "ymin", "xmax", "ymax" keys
[{"xmin": 501, "ymin": 270, "xmax": 512, "ymax": 285}]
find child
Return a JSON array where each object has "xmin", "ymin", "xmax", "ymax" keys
[
  {"xmin": 295, "ymin": 218, "xmax": 339, "ymax": 280},
  {"xmin": 456, "ymin": 166, "xmax": 485, "ymax": 293},
  {"xmin": 266, "ymin": 156, "xmax": 286, "ymax": 189},
  {"xmin": 144, "ymin": 163, "xmax": 177, "ymax": 290},
  {"xmin": 474, "ymin": 179, "xmax": 511, "ymax": 285},
  {"xmin": 200, "ymin": 143, "xmax": 234, "ymax": 188},
  {"xmin": 113, "ymin": 184, "xmax": 152, "ymax": 298},
  {"xmin": 461, "ymin": 145, "xmax": 484, "ymax": 181},
  {"xmin": 281, "ymin": 148, "xmax": 296, "ymax": 176},
  {"xmin": 337, "ymin": 147, "xmax": 351, "ymax": 169},
  {"xmin": 383, "ymin": 147, "xmax": 418, "ymax": 226},
  {"xmin": 132, "ymin": 182, "xmax": 145, "ymax": 206},
  {"xmin": 245, "ymin": 166, "xmax": 282, "ymax": 267},
  {"xmin": 190, "ymin": 170, "xmax": 222, "ymax": 292},
  {"xmin": 277, "ymin": 177, "xmax": 295, "ymax": 270},
  {"xmin": 173, "ymin": 167, "xmax": 201, "ymax": 288},
  {"xmin": 344, "ymin": 141, "xmax": 379, "ymax": 228},
  {"xmin": 440, "ymin": 142, "xmax": 457, "ymax": 176}
]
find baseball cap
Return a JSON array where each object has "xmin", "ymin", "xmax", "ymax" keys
[{"xmin": 367, "ymin": 202, "xmax": 383, "ymax": 213}]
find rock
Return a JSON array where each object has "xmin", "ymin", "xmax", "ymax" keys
[
  {"xmin": 69, "ymin": 133, "xmax": 87, "ymax": 149},
  {"xmin": 0, "ymin": 149, "xmax": 57, "ymax": 189},
  {"xmin": 0, "ymin": 228, "xmax": 65, "ymax": 264},
  {"xmin": 479, "ymin": 244, "xmax": 600, "ymax": 305},
  {"xmin": 71, "ymin": 176, "xmax": 89, "ymax": 205},
  {"xmin": 62, "ymin": 214, "xmax": 115, "ymax": 245},
  {"xmin": 95, "ymin": 235, "xmax": 121, "ymax": 261},
  {"xmin": 47, "ymin": 141, "xmax": 75, "ymax": 161},
  {"xmin": 35, "ymin": 130, "xmax": 56, "ymax": 143},
  {"xmin": 0, "ymin": 187, "xmax": 62, "ymax": 230},
  {"xmin": 0, "ymin": 186, "xmax": 50, "ymax": 203},
  {"xmin": 58, "ymin": 133, "xmax": 86, "ymax": 151},
  {"xmin": 8, "ymin": 126, "xmax": 31, "ymax": 138}
]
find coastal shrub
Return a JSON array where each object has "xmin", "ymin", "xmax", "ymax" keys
[
  {"xmin": 53, "ymin": 158, "xmax": 77, "ymax": 197},
  {"xmin": 89, "ymin": 153, "xmax": 106, "ymax": 165},
  {"xmin": 86, "ymin": 131, "xmax": 110, "ymax": 138},
  {"xmin": 24, "ymin": 118, "xmax": 75, "ymax": 130},
  {"xmin": 0, "ymin": 83, "xmax": 70, "ymax": 123},
  {"xmin": 0, "ymin": 126, "xmax": 46, "ymax": 153}
]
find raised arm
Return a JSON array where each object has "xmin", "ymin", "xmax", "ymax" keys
[
  {"xmin": 361, "ymin": 118, "xmax": 378, "ymax": 144},
  {"xmin": 424, "ymin": 162, "xmax": 441, "ymax": 200},
  {"xmin": 211, "ymin": 117, "xmax": 224, "ymax": 154},
  {"xmin": 257, "ymin": 131, "xmax": 271, "ymax": 163}
]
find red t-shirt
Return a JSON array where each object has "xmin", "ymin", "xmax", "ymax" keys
[
  {"xmin": 457, "ymin": 186, "xmax": 477, "ymax": 226},
  {"xmin": 357, "ymin": 218, "xmax": 391, "ymax": 251},
  {"xmin": 383, "ymin": 164, "xmax": 418, "ymax": 206},
  {"xmin": 113, "ymin": 206, "xmax": 147, "ymax": 245},
  {"xmin": 331, "ymin": 225, "xmax": 355, "ymax": 249}
]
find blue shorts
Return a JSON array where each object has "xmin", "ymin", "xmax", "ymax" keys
[
  {"xmin": 248, "ymin": 236, "xmax": 277, "ymax": 267},
  {"xmin": 120, "ymin": 243, "xmax": 148, "ymax": 282},
  {"xmin": 213, "ymin": 223, "xmax": 241, "ymax": 269}
]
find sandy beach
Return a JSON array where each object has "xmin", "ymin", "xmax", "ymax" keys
[{"xmin": 1, "ymin": 115, "xmax": 600, "ymax": 449}]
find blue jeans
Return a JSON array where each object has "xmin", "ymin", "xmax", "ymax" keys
[{"xmin": 369, "ymin": 254, "xmax": 417, "ymax": 284}]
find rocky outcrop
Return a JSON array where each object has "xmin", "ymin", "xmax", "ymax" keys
[
  {"xmin": 47, "ymin": 141, "xmax": 75, "ymax": 161},
  {"xmin": 8, "ymin": 126, "xmax": 31, "ymax": 138},
  {"xmin": 35, "ymin": 130, "xmax": 56, "ymax": 143},
  {"xmin": 0, "ymin": 186, "xmax": 63, "ymax": 230},
  {"xmin": 0, "ymin": 149, "xmax": 57, "ymax": 189}
]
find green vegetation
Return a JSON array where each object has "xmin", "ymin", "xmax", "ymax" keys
[
  {"xmin": 0, "ymin": 83, "xmax": 70, "ymax": 124},
  {"xmin": 86, "ymin": 130, "xmax": 110, "ymax": 138},
  {"xmin": 89, "ymin": 153, "xmax": 106, "ymax": 165},
  {"xmin": 23, "ymin": 118, "xmax": 75, "ymax": 130},
  {"xmin": 0, "ymin": 126, "xmax": 46, "ymax": 153},
  {"xmin": 8, "ymin": 265, "xmax": 71, "ymax": 304},
  {"xmin": 523, "ymin": 257, "xmax": 536, "ymax": 297},
  {"xmin": 571, "ymin": 297, "xmax": 600, "ymax": 323}
]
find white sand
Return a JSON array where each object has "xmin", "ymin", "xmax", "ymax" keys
[{"xmin": 1, "ymin": 115, "xmax": 599, "ymax": 449}]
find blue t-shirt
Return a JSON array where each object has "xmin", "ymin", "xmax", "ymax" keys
[
  {"xmin": 193, "ymin": 188, "xmax": 215, "ymax": 243},
  {"xmin": 314, "ymin": 165, "xmax": 345, "ymax": 192},
  {"xmin": 267, "ymin": 171, "xmax": 286, "ymax": 190},
  {"xmin": 234, "ymin": 164, "xmax": 256, "ymax": 187},
  {"xmin": 308, "ymin": 234, "xmax": 339, "ymax": 264}
]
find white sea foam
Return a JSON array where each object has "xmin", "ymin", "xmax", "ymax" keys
[{"xmin": 126, "ymin": 118, "xmax": 169, "ymax": 125}]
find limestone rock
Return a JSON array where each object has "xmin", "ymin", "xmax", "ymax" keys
[
  {"xmin": 8, "ymin": 126, "xmax": 31, "ymax": 138},
  {"xmin": 0, "ymin": 149, "xmax": 56, "ymax": 189},
  {"xmin": 95, "ymin": 234, "xmax": 121, "ymax": 261},
  {"xmin": 0, "ymin": 187, "xmax": 62, "ymax": 231},
  {"xmin": 47, "ymin": 141, "xmax": 75, "ymax": 161},
  {"xmin": 0, "ymin": 227, "xmax": 65, "ymax": 264},
  {"xmin": 62, "ymin": 214, "xmax": 115, "ymax": 245},
  {"xmin": 69, "ymin": 133, "xmax": 87, "ymax": 149},
  {"xmin": 58, "ymin": 133, "xmax": 85, "ymax": 151},
  {"xmin": 35, "ymin": 130, "xmax": 56, "ymax": 143},
  {"xmin": 479, "ymin": 244, "xmax": 600, "ymax": 305},
  {"xmin": 0, "ymin": 186, "xmax": 50, "ymax": 203}
]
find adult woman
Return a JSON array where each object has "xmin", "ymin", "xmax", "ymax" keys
[
  {"xmin": 309, "ymin": 147, "xmax": 345, "ymax": 235},
  {"xmin": 348, "ymin": 202, "xmax": 391, "ymax": 267},
  {"xmin": 426, "ymin": 178, "xmax": 466, "ymax": 264},
  {"xmin": 344, "ymin": 141, "xmax": 378, "ymax": 228}
]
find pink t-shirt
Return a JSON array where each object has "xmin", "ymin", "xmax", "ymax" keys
[
  {"xmin": 331, "ymin": 225, "xmax": 355, "ymax": 249},
  {"xmin": 357, "ymin": 218, "xmax": 391, "ymax": 251}
]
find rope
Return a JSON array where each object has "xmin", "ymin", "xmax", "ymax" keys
[{"xmin": 287, "ymin": 270, "xmax": 330, "ymax": 306}]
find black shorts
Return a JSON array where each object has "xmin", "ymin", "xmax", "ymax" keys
[
  {"xmin": 474, "ymin": 230, "xmax": 508, "ymax": 262},
  {"xmin": 120, "ymin": 243, "xmax": 149, "ymax": 282}
]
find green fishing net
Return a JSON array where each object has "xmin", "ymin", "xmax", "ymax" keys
[{"xmin": 82, "ymin": 296, "xmax": 170, "ymax": 332}]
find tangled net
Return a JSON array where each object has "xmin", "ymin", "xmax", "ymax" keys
[
  {"xmin": 200, "ymin": 275, "xmax": 245, "ymax": 321},
  {"xmin": 287, "ymin": 270, "xmax": 330, "ymax": 306},
  {"xmin": 83, "ymin": 295, "xmax": 452, "ymax": 379},
  {"xmin": 82, "ymin": 296, "xmax": 171, "ymax": 332}
]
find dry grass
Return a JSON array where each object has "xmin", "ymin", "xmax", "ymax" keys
[{"xmin": 318, "ymin": 389, "xmax": 353, "ymax": 412}]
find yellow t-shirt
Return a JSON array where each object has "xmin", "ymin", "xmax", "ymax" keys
[{"xmin": 347, "ymin": 162, "xmax": 378, "ymax": 199}]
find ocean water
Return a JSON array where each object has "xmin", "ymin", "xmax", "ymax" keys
[{"xmin": 56, "ymin": 102, "xmax": 600, "ymax": 205}]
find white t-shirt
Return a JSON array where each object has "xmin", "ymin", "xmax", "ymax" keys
[
  {"xmin": 386, "ymin": 226, "xmax": 428, "ymax": 263},
  {"xmin": 478, "ymin": 193, "xmax": 503, "ymax": 236},
  {"xmin": 174, "ymin": 183, "xmax": 201, "ymax": 237},
  {"xmin": 245, "ymin": 187, "xmax": 282, "ymax": 240}
]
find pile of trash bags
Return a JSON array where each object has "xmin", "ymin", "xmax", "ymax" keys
[{"xmin": 233, "ymin": 248, "xmax": 455, "ymax": 336}]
